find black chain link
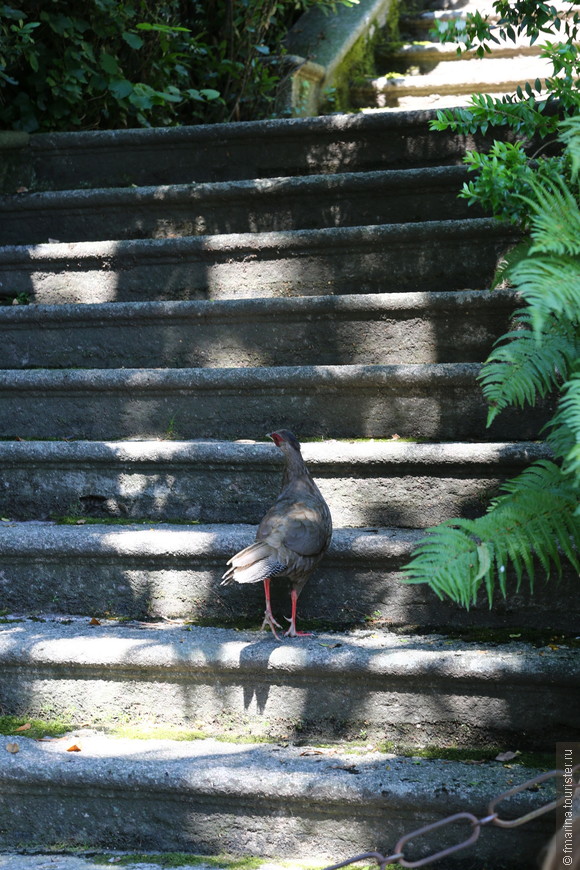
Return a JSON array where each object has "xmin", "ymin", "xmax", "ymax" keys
[{"xmin": 322, "ymin": 764, "xmax": 580, "ymax": 870}]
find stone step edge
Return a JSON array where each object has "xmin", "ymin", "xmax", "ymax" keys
[
  {"xmin": 2, "ymin": 108, "xmax": 456, "ymax": 155},
  {"xmin": 381, "ymin": 41, "xmax": 545, "ymax": 62},
  {"xmin": 0, "ymin": 733, "xmax": 553, "ymax": 860},
  {"xmin": 1, "ymin": 617, "xmax": 575, "ymax": 687},
  {"xmin": 401, "ymin": 2, "xmax": 580, "ymax": 27},
  {"xmin": 0, "ymin": 288, "xmax": 518, "ymax": 325},
  {"xmin": 0, "ymin": 362, "xmax": 482, "ymax": 392},
  {"xmin": 0, "ymin": 438, "xmax": 551, "ymax": 470},
  {"xmin": 0, "ymin": 165, "xmax": 469, "ymax": 211},
  {"xmin": 0, "ymin": 217, "xmax": 514, "ymax": 262},
  {"xmin": 0, "ymin": 521, "xmax": 419, "ymax": 561},
  {"xmin": 355, "ymin": 64, "xmax": 550, "ymax": 99}
]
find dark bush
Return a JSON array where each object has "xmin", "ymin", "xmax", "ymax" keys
[{"xmin": 0, "ymin": 0, "xmax": 354, "ymax": 132}]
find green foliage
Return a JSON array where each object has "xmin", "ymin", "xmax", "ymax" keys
[
  {"xmin": 429, "ymin": 0, "xmax": 580, "ymax": 220},
  {"xmin": 0, "ymin": 0, "xmax": 358, "ymax": 131},
  {"xmin": 402, "ymin": 462, "xmax": 580, "ymax": 608},
  {"xmin": 480, "ymin": 310, "xmax": 580, "ymax": 425},
  {"xmin": 401, "ymin": 114, "xmax": 580, "ymax": 608},
  {"xmin": 0, "ymin": 1, "xmax": 221, "ymax": 131},
  {"xmin": 431, "ymin": 0, "xmax": 580, "ymax": 139}
]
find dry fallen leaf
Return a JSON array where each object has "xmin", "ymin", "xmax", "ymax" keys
[
  {"xmin": 495, "ymin": 750, "xmax": 518, "ymax": 762},
  {"xmin": 89, "ymin": 617, "xmax": 101, "ymax": 626},
  {"xmin": 300, "ymin": 749, "xmax": 324, "ymax": 756},
  {"xmin": 5, "ymin": 742, "xmax": 19, "ymax": 754},
  {"xmin": 66, "ymin": 743, "xmax": 82, "ymax": 752},
  {"xmin": 14, "ymin": 723, "xmax": 31, "ymax": 732}
]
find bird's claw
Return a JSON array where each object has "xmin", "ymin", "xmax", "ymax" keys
[
  {"xmin": 261, "ymin": 610, "xmax": 283, "ymax": 640},
  {"xmin": 284, "ymin": 616, "xmax": 313, "ymax": 638}
]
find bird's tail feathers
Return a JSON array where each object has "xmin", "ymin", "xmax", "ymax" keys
[{"xmin": 221, "ymin": 541, "xmax": 286, "ymax": 586}]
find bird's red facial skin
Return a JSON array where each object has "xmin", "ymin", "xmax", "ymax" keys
[{"xmin": 270, "ymin": 432, "xmax": 283, "ymax": 447}]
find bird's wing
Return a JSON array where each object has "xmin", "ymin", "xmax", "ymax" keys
[
  {"xmin": 221, "ymin": 540, "xmax": 286, "ymax": 585},
  {"xmin": 258, "ymin": 499, "xmax": 330, "ymax": 557}
]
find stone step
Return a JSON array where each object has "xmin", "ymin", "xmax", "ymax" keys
[
  {"xmin": 0, "ymin": 218, "xmax": 518, "ymax": 304},
  {"xmin": 0, "ymin": 110, "xmax": 517, "ymax": 194},
  {"xmin": 351, "ymin": 55, "xmax": 551, "ymax": 109},
  {"xmin": 1, "ymin": 619, "xmax": 578, "ymax": 746},
  {"xmin": 376, "ymin": 38, "xmax": 545, "ymax": 75},
  {"xmin": 358, "ymin": 89, "xmax": 540, "ymax": 114},
  {"xmin": 0, "ymin": 363, "xmax": 548, "ymax": 442},
  {"xmin": 0, "ymin": 289, "xmax": 517, "ymax": 369},
  {"xmin": 0, "ymin": 167, "xmax": 479, "ymax": 247},
  {"xmin": 0, "ymin": 439, "xmax": 549, "ymax": 528},
  {"xmin": 399, "ymin": 2, "xmax": 580, "ymax": 39},
  {"xmin": 0, "ymin": 522, "xmax": 576, "ymax": 631},
  {"xmin": 0, "ymin": 732, "xmax": 555, "ymax": 866}
]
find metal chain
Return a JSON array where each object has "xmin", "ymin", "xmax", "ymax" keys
[{"xmin": 322, "ymin": 764, "xmax": 580, "ymax": 870}]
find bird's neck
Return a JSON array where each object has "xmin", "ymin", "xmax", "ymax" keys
[{"xmin": 282, "ymin": 449, "xmax": 310, "ymax": 486}]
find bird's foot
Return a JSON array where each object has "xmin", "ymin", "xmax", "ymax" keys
[
  {"xmin": 284, "ymin": 617, "xmax": 313, "ymax": 638},
  {"xmin": 261, "ymin": 610, "xmax": 283, "ymax": 640}
]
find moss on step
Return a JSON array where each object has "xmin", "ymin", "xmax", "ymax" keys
[
  {"xmin": 378, "ymin": 741, "xmax": 553, "ymax": 770},
  {"xmin": 91, "ymin": 854, "xmax": 264, "ymax": 869},
  {"xmin": 90, "ymin": 853, "xmax": 333, "ymax": 870},
  {"xmin": 0, "ymin": 714, "xmax": 555, "ymax": 772},
  {"xmin": 0, "ymin": 714, "xmax": 73, "ymax": 739},
  {"xmin": 52, "ymin": 515, "xmax": 201, "ymax": 526}
]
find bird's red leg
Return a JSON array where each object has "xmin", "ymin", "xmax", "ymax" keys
[
  {"xmin": 284, "ymin": 588, "xmax": 313, "ymax": 638},
  {"xmin": 261, "ymin": 577, "xmax": 283, "ymax": 639}
]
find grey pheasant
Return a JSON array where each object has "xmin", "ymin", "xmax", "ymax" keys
[{"xmin": 222, "ymin": 430, "xmax": 332, "ymax": 638}]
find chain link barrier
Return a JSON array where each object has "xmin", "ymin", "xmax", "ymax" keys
[{"xmin": 322, "ymin": 764, "xmax": 580, "ymax": 870}]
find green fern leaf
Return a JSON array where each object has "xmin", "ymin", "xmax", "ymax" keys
[
  {"xmin": 479, "ymin": 311, "xmax": 579, "ymax": 425},
  {"xmin": 401, "ymin": 461, "xmax": 580, "ymax": 608},
  {"xmin": 550, "ymin": 373, "xmax": 580, "ymax": 488},
  {"xmin": 558, "ymin": 116, "xmax": 580, "ymax": 181},
  {"xmin": 491, "ymin": 238, "xmax": 532, "ymax": 289},
  {"xmin": 509, "ymin": 254, "xmax": 580, "ymax": 334},
  {"xmin": 518, "ymin": 174, "xmax": 580, "ymax": 257}
]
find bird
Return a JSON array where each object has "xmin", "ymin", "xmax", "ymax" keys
[{"xmin": 221, "ymin": 430, "xmax": 332, "ymax": 639}]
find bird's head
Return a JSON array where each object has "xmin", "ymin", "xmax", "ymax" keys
[{"xmin": 269, "ymin": 430, "xmax": 301, "ymax": 453}]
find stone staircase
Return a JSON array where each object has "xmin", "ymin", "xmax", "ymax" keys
[
  {"xmin": 349, "ymin": 0, "xmax": 577, "ymax": 113},
  {"xmin": 0, "ymin": 106, "xmax": 579, "ymax": 868}
]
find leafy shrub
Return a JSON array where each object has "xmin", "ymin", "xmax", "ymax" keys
[
  {"xmin": 0, "ymin": 0, "xmax": 357, "ymax": 132},
  {"xmin": 401, "ymin": 2, "xmax": 580, "ymax": 608},
  {"xmin": 402, "ymin": 119, "xmax": 580, "ymax": 608}
]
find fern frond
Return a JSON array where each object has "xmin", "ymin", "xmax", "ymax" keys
[
  {"xmin": 518, "ymin": 174, "xmax": 580, "ymax": 257},
  {"xmin": 400, "ymin": 519, "xmax": 487, "ymax": 609},
  {"xmin": 479, "ymin": 310, "xmax": 579, "ymax": 425},
  {"xmin": 549, "ymin": 372, "xmax": 580, "ymax": 490},
  {"xmin": 508, "ymin": 253, "xmax": 580, "ymax": 333},
  {"xmin": 491, "ymin": 238, "xmax": 532, "ymax": 289},
  {"xmin": 401, "ymin": 461, "xmax": 580, "ymax": 608},
  {"xmin": 558, "ymin": 116, "xmax": 580, "ymax": 181}
]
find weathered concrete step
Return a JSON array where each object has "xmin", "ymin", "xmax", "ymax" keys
[
  {"xmin": 399, "ymin": 2, "xmax": 580, "ymax": 38},
  {"xmin": 0, "ymin": 733, "xmax": 555, "ymax": 867},
  {"xmin": 1, "ymin": 620, "xmax": 578, "ymax": 747},
  {"xmin": 0, "ymin": 522, "xmax": 577, "ymax": 631},
  {"xmin": 0, "ymin": 439, "xmax": 550, "ymax": 529},
  {"xmin": 351, "ymin": 56, "xmax": 552, "ymax": 108},
  {"xmin": 0, "ymin": 363, "xmax": 547, "ymax": 441},
  {"xmin": 0, "ymin": 219, "xmax": 518, "ymax": 303},
  {"xmin": 0, "ymin": 110, "xmax": 519, "ymax": 194},
  {"xmin": 0, "ymin": 167, "xmax": 478, "ymax": 246},
  {"xmin": 0, "ymin": 289, "xmax": 517, "ymax": 369},
  {"xmin": 377, "ymin": 39, "xmax": 545, "ymax": 70}
]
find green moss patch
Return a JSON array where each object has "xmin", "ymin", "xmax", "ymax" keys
[{"xmin": 0, "ymin": 714, "xmax": 73, "ymax": 739}]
